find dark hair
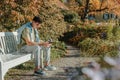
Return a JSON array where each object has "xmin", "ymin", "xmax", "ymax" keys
[{"xmin": 33, "ymin": 16, "xmax": 42, "ymax": 23}]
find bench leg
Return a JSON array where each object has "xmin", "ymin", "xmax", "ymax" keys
[{"xmin": 0, "ymin": 62, "xmax": 4, "ymax": 80}]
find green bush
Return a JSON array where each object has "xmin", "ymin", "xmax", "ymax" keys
[
  {"xmin": 63, "ymin": 11, "xmax": 80, "ymax": 23},
  {"xmin": 78, "ymin": 38, "xmax": 118, "ymax": 57},
  {"xmin": 51, "ymin": 41, "xmax": 67, "ymax": 59},
  {"xmin": 68, "ymin": 24, "xmax": 105, "ymax": 44}
]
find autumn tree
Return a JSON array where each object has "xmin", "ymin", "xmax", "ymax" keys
[{"xmin": 66, "ymin": 0, "xmax": 120, "ymax": 20}]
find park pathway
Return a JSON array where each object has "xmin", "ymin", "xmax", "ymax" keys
[
  {"xmin": 20, "ymin": 45, "xmax": 81, "ymax": 80},
  {"xmin": 9, "ymin": 45, "xmax": 98, "ymax": 80}
]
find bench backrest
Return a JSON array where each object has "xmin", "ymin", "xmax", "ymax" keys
[{"xmin": 0, "ymin": 32, "xmax": 18, "ymax": 54}]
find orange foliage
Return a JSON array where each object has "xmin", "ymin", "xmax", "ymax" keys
[
  {"xmin": 90, "ymin": 0, "xmax": 100, "ymax": 9},
  {"xmin": 66, "ymin": 0, "xmax": 120, "ymax": 16},
  {"xmin": 0, "ymin": 0, "xmax": 44, "ymax": 30}
]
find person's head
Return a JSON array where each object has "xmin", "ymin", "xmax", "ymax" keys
[{"xmin": 32, "ymin": 16, "xmax": 42, "ymax": 29}]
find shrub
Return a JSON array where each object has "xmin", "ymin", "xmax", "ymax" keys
[
  {"xmin": 39, "ymin": 5, "xmax": 67, "ymax": 41},
  {"xmin": 78, "ymin": 38, "xmax": 118, "ymax": 57},
  {"xmin": 62, "ymin": 11, "xmax": 80, "ymax": 23},
  {"xmin": 68, "ymin": 24, "xmax": 106, "ymax": 44}
]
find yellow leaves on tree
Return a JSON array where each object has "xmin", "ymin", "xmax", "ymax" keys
[
  {"xmin": 90, "ymin": 0, "xmax": 100, "ymax": 9},
  {"xmin": 0, "ymin": 0, "xmax": 45, "ymax": 31}
]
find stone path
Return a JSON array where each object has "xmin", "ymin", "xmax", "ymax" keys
[
  {"xmin": 18, "ymin": 45, "xmax": 80, "ymax": 80},
  {"xmin": 8, "ymin": 45, "xmax": 99, "ymax": 80}
]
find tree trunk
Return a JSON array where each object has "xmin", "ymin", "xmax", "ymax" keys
[
  {"xmin": 83, "ymin": 0, "xmax": 90, "ymax": 20},
  {"xmin": 100, "ymin": 0, "xmax": 103, "ymax": 10}
]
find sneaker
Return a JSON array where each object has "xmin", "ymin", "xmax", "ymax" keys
[
  {"xmin": 44, "ymin": 65, "xmax": 56, "ymax": 71},
  {"xmin": 34, "ymin": 70, "xmax": 46, "ymax": 76}
]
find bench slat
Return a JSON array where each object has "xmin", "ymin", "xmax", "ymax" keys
[
  {"xmin": 1, "ymin": 53, "xmax": 31, "ymax": 62},
  {"xmin": 0, "ymin": 32, "xmax": 18, "ymax": 54},
  {"xmin": 3, "ymin": 54, "xmax": 32, "ymax": 69},
  {"xmin": 0, "ymin": 37, "xmax": 5, "ymax": 54},
  {"xmin": 1, "ymin": 37, "xmax": 7, "ymax": 54}
]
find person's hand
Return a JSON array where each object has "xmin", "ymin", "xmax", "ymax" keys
[{"xmin": 42, "ymin": 42, "xmax": 52, "ymax": 47}]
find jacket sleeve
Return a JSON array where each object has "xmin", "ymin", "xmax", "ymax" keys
[{"xmin": 21, "ymin": 28, "xmax": 31, "ymax": 41}]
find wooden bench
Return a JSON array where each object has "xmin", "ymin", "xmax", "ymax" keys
[{"xmin": 0, "ymin": 32, "xmax": 33, "ymax": 80}]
